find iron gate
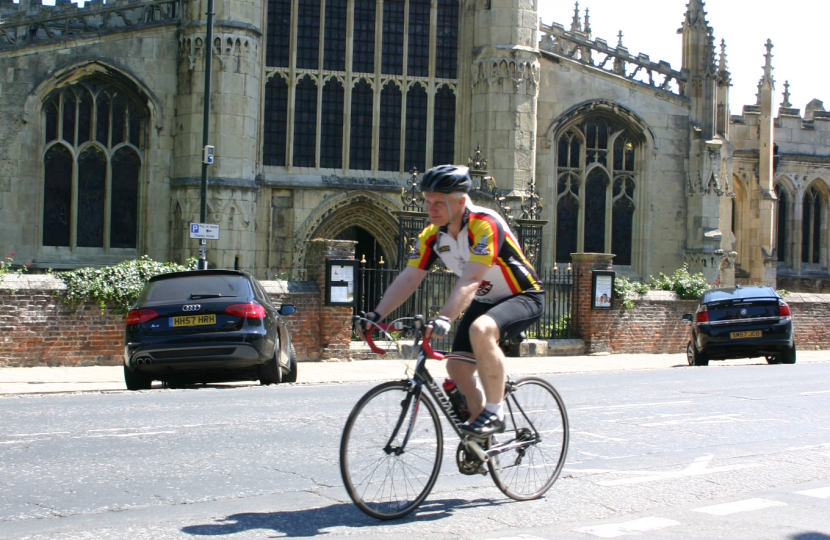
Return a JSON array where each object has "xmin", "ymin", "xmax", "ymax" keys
[{"xmin": 355, "ymin": 265, "xmax": 579, "ymax": 350}]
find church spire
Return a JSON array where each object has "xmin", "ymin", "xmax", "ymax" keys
[
  {"xmin": 683, "ymin": 0, "xmax": 708, "ymax": 29},
  {"xmin": 570, "ymin": 1, "xmax": 582, "ymax": 34},
  {"xmin": 718, "ymin": 39, "xmax": 730, "ymax": 78},
  {"xmin": 761, "ymin": 39, "xmax": 775, "ymax": 89},
  {"xmin": 584, "ymin": 8, "xmax": 592, "ymax": 37},
  {"xmin": 781, "ymin": 81, "xmax": 792, "ymax": 108},
  {"xmin": 703, "ymin": 28, "xmax": 716, "ymax": 77}
]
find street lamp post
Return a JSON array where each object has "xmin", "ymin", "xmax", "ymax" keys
[{"xmin": 198, "ymin": 0, "xmax": 215, "ymax": 270}]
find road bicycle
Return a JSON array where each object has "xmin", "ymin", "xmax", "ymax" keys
[{"xmin": 339, "ymin": 314, "xmax": 570, "ymax": 520}]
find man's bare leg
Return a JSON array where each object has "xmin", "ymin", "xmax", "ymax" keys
[
  {"xmin": 469, "ymin": 314, "xmax": 505, "ymax": 405},
  {"xmin": 446, "ymin": 359, "xmax": 484, "ymax": 419}
]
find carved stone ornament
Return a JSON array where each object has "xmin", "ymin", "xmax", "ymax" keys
[
  {"xmin": 178, "ymin": 33, "xmax": 256, "ymax": 71},
  {"xmin": 471, "ymin": 59, "xmax": 540, "ymax": 93}
]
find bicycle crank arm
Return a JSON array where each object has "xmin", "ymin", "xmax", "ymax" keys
[
  {"xmin": 462, "ymin": 439, "xmax": 489, "ymax": 462},
  {"xmin": 485, "ymin": 437, "xmax": 538, "ymax": 458}
]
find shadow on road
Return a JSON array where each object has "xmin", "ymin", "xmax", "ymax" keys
[
  {"xmin": 181, "ymin": 498, "xmax": 507, "ymax": 537},
  {"xmin": 791, "ymin": 534, "xmax": 830, "ymax": 540}
]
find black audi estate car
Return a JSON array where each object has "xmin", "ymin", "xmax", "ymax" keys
[
  {"xmin": 123, "ymin": 269, "xmax": 297, "ymax": 390},
  {"xmin": 683, "ymin": 285, "xmax": 795, "ymax": 366}
]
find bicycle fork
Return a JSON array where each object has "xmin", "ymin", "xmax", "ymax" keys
[{"xmin": 383, "ymin": 383, "xmax": 424, "ymax": 456}]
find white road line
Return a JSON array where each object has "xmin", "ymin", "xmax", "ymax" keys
[
  {"xmin": 597, "ymin": 455, "xmax": 761, "ymax": 487},
  {"xmin": 795, "ymin": 487, "xmax": 830, "ymax": 499},
  {"xmin": 572, "ymin": 431, "xmax": 628, "ymax": 442},
  {"xmin": 640, "ymin": 413, "xmax": 748, "ymax": 427},
  {"xmin": 800, "ymin": 390, "xmax": 830, "ymax": 395},
  {"xmin": 575, "ymin": 517, "xmax": 681, "ymax": 538},
  {"xmin": 483, "ymin": 535, "xmax": 546, "ymax": 540},
  {"xmin": 78, "ymin": 431, "xmax": 176, "ymax": 438},
  {"xmin": 571, "ymin": 400, "xmax": 692, "ymax": 411},
  {"xmin": 692, "ymin": 498, "xmax": 786, "ymax": 516}
]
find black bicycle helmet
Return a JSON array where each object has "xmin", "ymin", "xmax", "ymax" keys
[{"xmin": 419, "ymin": 165, "xmax": 472, "ymax": 194}]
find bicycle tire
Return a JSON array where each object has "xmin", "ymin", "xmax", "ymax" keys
[
  {"xmin": 340, "ymin": 380, "xmax": 443, "ymax": 520},
  {"xmin": 488, "ymin": 376, "xmax": 569, "ymax": 501}
]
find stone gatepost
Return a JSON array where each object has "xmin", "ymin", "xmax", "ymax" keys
[
  {"xmin": 306, "ymin": 239, "xmax": 357, "ymax": 361},
  {"xmin": 572, "ymin": 253, "xmax": 615, "ymax": 354}
]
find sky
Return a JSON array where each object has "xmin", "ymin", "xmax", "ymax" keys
[
  {"xmin": 539, "ymin": 0, "xmax": 829, "ymax": 116},
  {"xmin": 32, "ymin": 0, "xmax": 829, "ymax": 116}
]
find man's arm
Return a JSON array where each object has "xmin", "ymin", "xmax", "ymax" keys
[
  {"xmin": 372, "ymin": 266, "xmax": 428, "ymax": 318},
  {"xmin": 437, "ymin": 261, "xmax": 489, "ymax": 321}
]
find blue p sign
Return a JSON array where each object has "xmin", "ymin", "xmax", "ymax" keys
[{"xmin": 191, "ymin": 223, "xmax": 199, "ymax": 234}]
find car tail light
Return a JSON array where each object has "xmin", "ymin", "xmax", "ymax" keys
[
  {"xmin": 225, "ymin": 303, "xmax": 266, "ymax": 319},
  {"xmin": 779, "ymin": 301, "xmax": 792, "ymax": 321},
  {"xmin": 695, "ymin": 305, "xmax": 709, "ymax": 325},
  {"xmin": 125, "ymin": 309, "xmax": 158, "ymax": 325}
]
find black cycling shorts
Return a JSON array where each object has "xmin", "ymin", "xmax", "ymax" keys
[{"xmin": 449, "ymin": 292, "xmax": 544, "ymax": 362}]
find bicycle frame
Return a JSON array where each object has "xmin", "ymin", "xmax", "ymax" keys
[{"xmin": 357, "ymin": 315, "xmax": 543, "ymax": 463}]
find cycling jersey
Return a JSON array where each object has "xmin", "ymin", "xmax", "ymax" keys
[{"xmin": 407, "ymin": 202, "xmax": 544, "ymax": 303}]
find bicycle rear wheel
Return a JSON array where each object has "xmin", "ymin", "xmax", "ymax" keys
[
  {"xmin": 488, "ymin": 376, "xmax": 569, "ymax": 500},
  {"xmin": 339, "ymin": 381, "xmax": 443, "ymax": 520}
]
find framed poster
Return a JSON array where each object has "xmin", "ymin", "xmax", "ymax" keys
[
  {"xmin": 592, "ymin": 271, "xmax": 615, "ymax": 310},
  {"xmin": 325, "ymin": 259, "xmax": 358, "ymax": 306}
]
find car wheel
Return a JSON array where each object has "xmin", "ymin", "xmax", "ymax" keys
[
  {"xmin": 688, "ymin": 342, "xmax": 709, "ymax": 366},
  {"xmin": 259, "ymin": 351, "xmax": 282, "ymax": 385},
  {"xmin": 283, "ymin": 343, "xmax": 298, "ymax": 383},
  {"xmin": 781, "ymin": 343, "xmax": 797, "ymax": 365},
  {"xmin": 124, "ymin": 364, "xmax": 152, "ymax": 391}
]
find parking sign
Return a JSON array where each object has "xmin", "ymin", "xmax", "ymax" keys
[{"xmin": 189, "ymin": 223, "xmax": 220, "ymax": 240}]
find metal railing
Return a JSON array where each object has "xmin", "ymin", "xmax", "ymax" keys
[{"xmin": 354, "ymin": 265, "xmax": 579, "ymax": 349}]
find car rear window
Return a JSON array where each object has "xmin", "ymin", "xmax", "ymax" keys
[
  {"xmin": 142, "ymin": 275, "xmax": 251, "ymax": 302},
  {"xmin": 706, "ymin": 300, "xmax": 779, "ymax": 322}
]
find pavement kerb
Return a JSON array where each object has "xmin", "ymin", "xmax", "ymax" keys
[{"xmin": 1, "ymin": 351, "xmax": 828, "ymax": 395}]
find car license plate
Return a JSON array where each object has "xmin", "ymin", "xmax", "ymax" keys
[
  {"xmin": 170, "ymin": 314, "xmax": 216, "ymax": 328},
  {"xmin": 730, "ymin": 330, "xmax": 762, "ymax": 339}
]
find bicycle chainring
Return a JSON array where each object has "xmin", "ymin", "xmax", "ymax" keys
[{"xmin": 455, "ymin": 441, "xmax": 486, "ymax": 476}]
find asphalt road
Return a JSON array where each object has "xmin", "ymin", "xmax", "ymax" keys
[{"xmin": 1, "ymin": 363, "xmax": 829, "ymax": 540}]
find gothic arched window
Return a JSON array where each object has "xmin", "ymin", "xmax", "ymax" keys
[
  {"xmin": 350, "ymin": 79, "xmax": 373, "ymax": 170},
  {"xmin": 320, "ymin": 79, "xmax": 344, "ymax": 169},
  {"xmin": 42, "ymin": 80, "xmax": 144, "ymax": 250},
  {"xmin": 405, "ymin": 84, "xmax": 428, "ymax": 173},
  {"xmin": 293, "ymin": 76, "xmax": 318, "ymax": 167},
  {"xmin": 263, "ymin": 76, "xmax": 288, "ymax": 166},
  {"xmin": 433, "ymin": 85, "xmax": 456, "ymax": 166},
  {"xmin": 379, "ymin": 83, "xmax": 402, "ymax": 171},
  {"xmin": 555, "ymin": 117, "xmax": 639, "ymax": 264},
  {"xmin": 775, "ymin": 184, "xmax": 789, "ymax": 262},
  {"xmin": 802, "ymin": 186, "xmax": 823, "ymax": 264}
]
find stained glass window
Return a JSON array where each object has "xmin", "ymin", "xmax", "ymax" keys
[
  {"xmin": 436, "ymin": 0, "xmax": 458, "ymax": 79},
  {"xmin": 111, "ymin": 148, "xmax": 140, "ymax": 249},
  {"xmin": 584, "ymin": 170, "xmax": 608, "ymax": 253},
  {"xmin": 408, "ymin": 0, "xmax": 430, "ymax": 77},
  {"xmin": 802, "ymin": 187, "xmax": 822, "ymax": 264},
  {"xmin": 77, "ymin": 148, "xmax": 106, "ymax": 248},
  {"xmin": 382, "ymin": 0, "xmax": 405, "ymax": 75},
  {"xmin": 353, "ymin": 0, "xmax": 376, "ymax": 73},
  {"xmin": 296, "ymin": 0, "xmax": 320, "ymax": 69},
  {"xmin": 43, "ymin": 81, "xmax": 144, "ymax": 251},
  {"xmin": 556, "ymin": 172, "xmax": 579, "ymax": 263},
  {"xmin": 405, "ymin": 84, "xmax": 428, "ymax": 172},
  {"xmin": 42, "ymin": 145, "xmax": 72, "ymax": 247},
  {"xmin": 379, "ymin": 83, "xmax": 402, "ymax": 171},
  {"xmin": 263, "ymin": 76, "xmax": 289, "ymax": 166},
  {"xmin": 433, "ymin": 85, "xmax": 455, "ymax": 166},
  {"xmin": 320, "ymin": 79, "xmax": 344, "ymax": 169},
  {"xmin": 350, "ymin": 80, "xmax": 373, "ymax": 170},
  {"xmin": 293, "ymin": 76, "xmax": 318, "ymax": 168},
  {"xmin": 775, "ymin": 185, "xmax": 788, "ymax": 262},
  {"xmin": 267, "ymin": 0, "xmax": 291, "ymax": 67},
  {"xmin": 324, "ymin": 0, "xmax": 347, "ymax": 71}
]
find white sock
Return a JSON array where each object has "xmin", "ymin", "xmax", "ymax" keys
[{"xmin": 484, "ymin": 402, "xmax": 504, "ymax": 421}]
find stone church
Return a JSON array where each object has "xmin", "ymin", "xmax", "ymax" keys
[{"xmin": 1, "ymin": 0, "xmax": 828, "ymax": 291}]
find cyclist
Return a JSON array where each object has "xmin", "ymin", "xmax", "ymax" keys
[{"xmin": 363, "ymin": 164, "xmax": 545, "ymax": 438}]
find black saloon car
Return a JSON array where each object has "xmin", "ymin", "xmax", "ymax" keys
[
  {"xmin": 683, "ymin": 285, "xmax": 795, "ymax": 366},
  {"xmin": 123, "ymin": 270, "xmax": 297, "ymax": 390}
]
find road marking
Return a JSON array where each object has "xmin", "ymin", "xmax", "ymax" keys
[
  {"xmin": 483, "ymin": 535, "xmax": 546, "ymax": 540},
  {"xmin": 692, "ymin": 498, "xmax": 786, "ymax": 516},
  {"xmin": 597, "ymin": 455, "xmax": 760, "ymax": 487},
  {"xmin": 640, "ymin": 413, "xmax": 749, "ymax": 427},
  {"xmin": 571, "ymin": 400, "xmax": 692, "ymax": 411},
  {"xmin": 572, "ymin": 431, "xmax": 628, "ymax": 442},
  {"xmin": 800, "ymin": 390, "xmax": 830, "ymax": 395},
  {"xmin": 575, "ymin": 517, "xmax": 680, "ymax": 538},
  {"xmin": 795, "ymin": 487, "xmax": 830, "ymax": 499},
  {"xmin": 80, "ymin": 431, "xmax": 176, "ymax": 438}
]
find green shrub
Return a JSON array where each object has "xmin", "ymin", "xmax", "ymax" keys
[
  {"xmin": 614, "ymin": 265, "xmax": 710, "ymax": 309},
  {"xmin": 52, "ymin": 256, "xmax": 198, "ymax": 315}
]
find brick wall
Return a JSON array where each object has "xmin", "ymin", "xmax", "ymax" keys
[{"xmin": 0, "ymin": 275, "xmax": 329, "ymax": 367}]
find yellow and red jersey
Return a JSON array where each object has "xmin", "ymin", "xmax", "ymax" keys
[{"xmin": 407, "ymin": 203, "xmax": 544, "ymax": 303}]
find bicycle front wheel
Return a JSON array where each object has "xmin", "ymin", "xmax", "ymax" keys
[
  {"xmin": 339, "ymin": 381, "xmax": 443, "ymax": 520},
  {"xmin": 489, "ymin": 377, "xmax": 569, "ymax": 500}
]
